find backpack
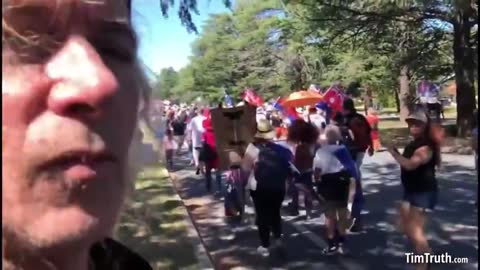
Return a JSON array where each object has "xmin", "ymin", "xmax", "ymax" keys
[
  {"xmin": 347, "ymin": 113, "xmax": 372, "ymax": 152},
  {"xmin": 253, "ymin": 143, "xmax": 291, "ymax": 191},
  {"xmin": 338, "ymin": 125, "xmax": 357, "ymax": 160}
]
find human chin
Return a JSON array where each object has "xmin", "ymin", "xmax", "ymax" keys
[{"xmin": 24, "ymin": 169, "xmax": 127, "ymax": 248}]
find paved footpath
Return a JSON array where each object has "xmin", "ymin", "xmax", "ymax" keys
[{"xmin": 169, "ymin": 151, "xmax": 478, "ymax": 270}]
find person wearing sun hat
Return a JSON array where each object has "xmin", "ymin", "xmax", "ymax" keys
[
  {"xmin": 241, "ymin": 119, "xmax": 297, "ymax": 257},
  {"xmin": 385, "ymin": 108, "xmax": 443, "ymax": 270}
]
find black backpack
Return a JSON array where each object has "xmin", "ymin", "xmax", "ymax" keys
[
  {"xmin": 253, "ymin": 143, "xmax": 291, "ymax": 191},
  {"xmin": 338, "ymin": 125, "xmax": 358, "ymax": 160}
]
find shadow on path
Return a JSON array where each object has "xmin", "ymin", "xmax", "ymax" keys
[{"xmin": 171, "ymin": 151, "xmax": 478, "ymax": 270}]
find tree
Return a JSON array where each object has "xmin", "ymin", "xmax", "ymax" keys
[
  {"xmin": 153, "ymin": 67, "xmax": 179, "ymax": 99},
  {"xmin": 152, "ymin": 0, "xmax": 233, "ymax": 33},
  {"xmin": 285, "ymin": 0, "xmax": 477, "ymax": 136}
]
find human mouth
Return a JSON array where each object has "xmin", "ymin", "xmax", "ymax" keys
[{"xmin": 39, "ymin": 150, "xmax": 117, "ymax": 183}]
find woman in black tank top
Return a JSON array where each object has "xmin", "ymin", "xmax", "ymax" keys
[{"xmin": 386, "ymin": 110, "xmax": 442, "ymax": 270}]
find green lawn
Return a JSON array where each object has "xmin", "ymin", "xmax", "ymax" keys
[{"xmin": 114, "ymin": 165, "xmax": 200, "ymax": 270}]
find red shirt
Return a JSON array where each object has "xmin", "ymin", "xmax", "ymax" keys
[{"xmin": 202, "ymin": 128, "xmax": 219, "ymax": 168}]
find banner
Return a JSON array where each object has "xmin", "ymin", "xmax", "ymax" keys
[
  {"xmin": 417, "ymin": 80, "xmax": 440, "ymax": 103},
  {"xmin": 210, "ymin": 105, "xmax": 257, "ymax": 170}
]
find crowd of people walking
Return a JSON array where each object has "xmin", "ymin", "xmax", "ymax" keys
[{"xmin": 152, "ymin": 96, "xmax": 460, "ymax": 270}]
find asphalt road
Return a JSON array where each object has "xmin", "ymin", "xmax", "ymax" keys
[{"xmin": 169, "ymin": 150, "xmax": 478, "ymax": 270}]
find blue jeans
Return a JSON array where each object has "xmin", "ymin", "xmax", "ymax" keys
[
  {"xmin": 206, "ymin": 166, "xmax": 222, "ymax": 192},
  {"xmin": 351, "ymin": 152, "xmax": 365, "ymax": 219}
]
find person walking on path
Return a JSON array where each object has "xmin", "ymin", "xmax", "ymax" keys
[
  {"xmin": 171, "ymin": 112, "xmax": 187, "ymax": 155},
  {"xmin": 188, "ymin": 109, "xmax": 207, "ymax": 175},
  {"xmin": 163, "ymin": 129, "xmax": 178, "ymax": 170},
  {"xmin": 2, "ymin": 0, "xmax": 153, "ymax": 269},
  {"xmin": 314, "ymin": 126, "xmax": 357, "ymax": 255},
  {"xmin": 202, "ymin": 117, "xmax": 221, "ymax": 192},
  {"xmin": 242, "ymin": 119, "xmax": 297, "ymax": 257},
  {"xmin": 287, "ymin": 120, "xmax": 319, "ymax": 218},
  {"xmin": 385, "ymin": 110, "xmax": 443, "ymax": 270},
  {"xmin": 343, "ymin": 98, "xmax": 374, "ymax": 232},
  {"xmin": 366, "ymin": 107, "xmax": 382, "ymax": 152}
]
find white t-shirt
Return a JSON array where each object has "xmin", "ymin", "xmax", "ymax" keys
[
  {"xmin": 313, "ymin": 144, "xmax": 345, "ymax": 175},
  {"xmin": 309, "ymin": 114, "xmax": 326, "ymax": 130},
  {"xmin": 189, "ymin": 115, "xmax": 206, "ymax": 147}
]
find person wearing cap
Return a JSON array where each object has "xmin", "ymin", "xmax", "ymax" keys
[
  {"xmin": 385, "ymin": 110, "xmax": 442, "ymax": 270},
  {"xmin": 242, "ymin": 119, "xmax": 296, "ymax": 257},
  {"xmin": 2, "ymin": 0, "xmax": 153, "ymax": 269}
]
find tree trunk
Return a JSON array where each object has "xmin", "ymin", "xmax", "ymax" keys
[
  {"xmin": 394, "ymin": 88, "xmax": 401, "ymax": 113},
  {"xmin": 453, "ymin": 12, "xmax": 476, "ymax": 137},
  {"xmin": 398, "ymin": 65, "xmax": 411, "ymax": 121}
]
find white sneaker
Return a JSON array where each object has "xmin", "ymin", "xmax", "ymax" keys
[{"xmin": 257, "ymin": 246, "xmax": 270, "ymax": 257}]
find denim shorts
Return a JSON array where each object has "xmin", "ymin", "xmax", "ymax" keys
[
  {"xmin": 403, "ymin": 191, "xmax": 437, "ymax": 211},
  {"xmin": 294, "ymin": 171, "xmax": 313, "ymax": 186}
]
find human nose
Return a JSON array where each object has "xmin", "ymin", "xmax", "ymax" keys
[{"xmin": 45, "ymin": 35, "xmax": 118, "ymax": 118}]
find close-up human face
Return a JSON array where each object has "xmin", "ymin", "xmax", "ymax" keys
[{"xmin": 2, "ymin": 0, "xmax": 141, "ymax": 250}]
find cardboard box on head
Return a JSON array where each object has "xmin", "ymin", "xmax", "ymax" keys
[{"xmin": 210, "ymin": 105, "xmax": 257, "ymax": 170}]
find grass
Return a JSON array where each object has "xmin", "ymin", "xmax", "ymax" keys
[{"xmin": 114, "ymin": 164, "xmax": 200, "ymax": 270}]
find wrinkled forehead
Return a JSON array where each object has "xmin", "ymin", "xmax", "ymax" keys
[{"xmin": 3, "ymin": 0, "xmax": 130, "ymax": 28}]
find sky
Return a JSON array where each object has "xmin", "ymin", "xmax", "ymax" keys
[{"xmin": 132, "ymin": 0, "xmax": 232, "ymax": 76}]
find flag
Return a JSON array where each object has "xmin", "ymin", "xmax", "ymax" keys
[
  {"xmin": 331, "ymin": 145, "xmax": 359, "ymax": 182},
  {"xmin": 322, "ymin": 86, "xmax": 344, "ymax": 113},
  {"xmin": 224, "ymin": 90, "xmax": 233, "ymax": 108},
  {"xmin": 242, "ymin": 88, "xmax": 264, "ymax": 107},
  {"xmin": 316, "ymin": 101, "xmax": 332, "ymax": 124},
  {"xmin": 273, "ymin": 96, "xmax": 284, "ymax": 111},
  {"xmin": 274, "ymin": 96, "xmax": 298, "ymax": 123}
]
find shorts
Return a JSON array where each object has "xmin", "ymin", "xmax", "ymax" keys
[
  {"xmin": 316, "ymin": 171, "xmax": 351, "ymax": 209},
  {"xmin": 402, "ymin": 191, "xmax": 437, "ymax": 211},
  {"xmin": 294, "ymin": 171, "xmax": 313, "ymax": 186}
]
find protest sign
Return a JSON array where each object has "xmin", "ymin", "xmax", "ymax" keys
[{"xmin": 210, "ymin": 105, "xmax": 257, "ymax": 170}]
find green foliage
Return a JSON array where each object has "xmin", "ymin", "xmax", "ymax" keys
[
  {"xmin": 153, "ymin": 67, "xmax": 179, "ymax": 99},
  {"xmin": 153, "ymin": 0, "xmax": 475, "ymax": 111}
]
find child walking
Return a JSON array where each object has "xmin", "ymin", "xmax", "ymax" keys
[{"xmin": 163, "ymin": 129, "xmax": 177, "ymax": 169}]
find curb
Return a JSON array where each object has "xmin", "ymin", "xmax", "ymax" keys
[{"xmin": 166, "ymin": 169, "xmax": 215, "ymax": 270}]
